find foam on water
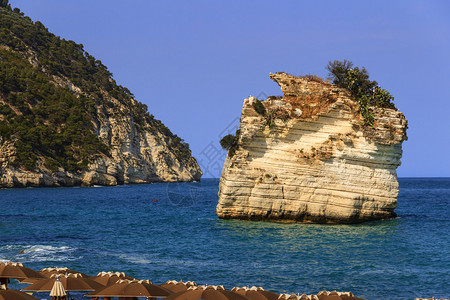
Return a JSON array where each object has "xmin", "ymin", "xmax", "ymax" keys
[
  {"xmin": 0, "ymin": 244, "xmax": 78, "ymax": 263},
  {"xmin": 21, "ymin": 245, "xmax": 74, "ymax": 253},
  {"xmin": 118, "ymin": 254, "xmax": 151, "ymax": 264}
]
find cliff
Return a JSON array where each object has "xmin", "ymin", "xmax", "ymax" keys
[
  {"xmin": 0, "ymin": 5, "xmax": 201, "ymax": 187},
  {"xmin": 217, "ymin": 72, "xmax": 407, "ymax": 224}
]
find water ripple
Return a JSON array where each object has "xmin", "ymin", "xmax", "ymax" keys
[{"xmin": 0, "ymin": 178, "xmax": 448, "ymax": 300}]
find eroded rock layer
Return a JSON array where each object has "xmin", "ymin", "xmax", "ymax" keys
[
  {"xmin": 217, "ymin": 73, "xmax": 407, "ymax": 223},
  {"xmin": 0, "ymin": 96, "xmax": 202, "ymax": 187}
]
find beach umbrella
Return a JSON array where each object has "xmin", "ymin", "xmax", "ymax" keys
[
  {"xmin": 40, "ymin": 267, "xmax": 89, "ymax": 278},
  {"xmin": 232, "ymin": 286, "xmax": 279, "ymax": 300},
  {"xmin": 0, "ymin": 262, "xmax": 45, "ymax": 281},
  {"xmin": 159, "ymin": 280, "xmax": 197, "ymax": 293},
  {"xmin": 317, "ymin": 291, "xmax": 364, "ymax": 300},
  {"xmin": 21, "ymin": 273, "xmax": 104, "ymax": 292},
  {"xmin": 21, "ymin": 267, "xmax": 90, "ymax": 284},
  {"xmin": 0, "ymin": 284, "xmax": 39, "ymax": 300},
  {"xmin": 278, "ymin": 294, "xmax": 319, "ymax": 300},
  {"xmin": 278, "ymin": 293, "xmax": 302, "ymax": 300},
  {"xmin": 85, "ymin": 279, "xmax": 172, "ymax": 298},
  {"xmin": 164, "ymin": 285, "xmax": 251, "ymax": 300},
  {"xmin": 49, "ymin": 277, "xmax": 67, "ymax": 300},
  {"xmin": 91, "ymin": 271, "xmax": 134, "ymax": 286},
  {"xmin": 299, "ymin": 296, "xmax": 317, "ymax": 300},
  {"xmin": 0, "ymin": 262, "xmax": 45, "ymax": 287}
]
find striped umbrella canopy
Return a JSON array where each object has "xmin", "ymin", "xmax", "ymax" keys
[
  {"xmin": 278, "ymin": 294, "xmax": 320, "ymax": 300},
  {"xmin": 277, "ymin": 293, "xmax": 303, "ymax": 299},
  {"xmin": 0, "ymin": 284, "xmax": 39, "ymax": 300},
  {"xmin": 159, "ymin": 280, "xmax": 197, "ymax": 293},
  {"xmin": 90, "ymin": 271, "xmax": 134, "ymax": 286},
  {"xmin": 85, "ymin": 279, "xmax": 172, "ymax": 298},
  {"xmin": 49, "ymin": 277, "xmax": 67, "ymax": 300},
  {"xmin": 21, "ymin": 273, "xmax": 103, "ymax": 292},
  {"xmin": 317, "ymin": 291, "xmax": 364, "ymax": 300},
  {"xmin": 232, "ymin": 286, "xmax": 279, "ymax": 300},
  {"xmin": 40, "ymin": 267, "xmax": 89, "ymax": 278},
  {"xmin": 164, "ymin": 285, "xmax": 251, "ymax": 300},
  {"xmin": 0, "ymin": 262, "xmax": 45, "ymax": 281},
  {"xmin": 21, "ymin": 267, "xmax": 90, "ymax": 284}
]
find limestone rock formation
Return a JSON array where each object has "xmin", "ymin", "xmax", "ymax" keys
[
  {"xmin": 0, "ymin": 93, "xmax": 202, "ymax": 187},
  {"xmin": 0, "ymin": 71, "xmax": 202, "ymax": 187},
  {"xmin": 0, "ymin": 6, "xmax": 201, "ymax": 187},
  {"xmin": 217, "ymin": 73, "xmax": 407, "ymax": 223}
]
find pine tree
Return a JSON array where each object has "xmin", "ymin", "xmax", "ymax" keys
[{"xmin": 0, "ymin": 0, "xmax": 9, "ymax": 8}]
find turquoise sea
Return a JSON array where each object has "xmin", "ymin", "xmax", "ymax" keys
[{"xmin": 0, "ymin": 178, "xmax": 448, "ymax": 300}]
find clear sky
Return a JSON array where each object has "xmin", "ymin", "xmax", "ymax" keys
[{"xmin": 9, "ymin": 0, "xmax": 450, "ymax": 177}]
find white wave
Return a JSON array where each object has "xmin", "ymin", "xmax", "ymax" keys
[
  {"xmin": 154, "ymin": 258, "xmax": 226, "ymax": 268},
  {"xmin": 118, "ymin": 254, "xmax": 151, "ymax": 264},
  {"xmin": 0, "ymin": 244, "xmax": 20, "ymax": 251},
  {"xmin": 1, "ymin": 244, "xmax": 79, "ymax": 264},
  {"xmin": 24, "ymin": 255, "xmax": 79, "ymax": 263},
  {"xmin": 15, "ymin": 245, "xmax": 78, "ymax": 263},
  {"xmin": 21, "ymin": 245, "xmax": 74, "ymax": 254}
]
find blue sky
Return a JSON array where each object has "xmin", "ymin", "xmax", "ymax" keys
[{"xmin": 10, "ymin": 0, "xmax": 450, "ymax": 177}]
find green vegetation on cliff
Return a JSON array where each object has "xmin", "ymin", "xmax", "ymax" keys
[
  {"xmin": 0, "ymin": 49, "xmax": 109, "ymax": 171},
  {"xmin": 326, "ymin": 60, "xmax": 396, "ymax": 126},
  {"xmin": 219, "ymin": 129, "xmax": 240, "ymax": 158},
  {"xmin": 0, "ymin": 3, "xmax": 192, "ymax": 171}
]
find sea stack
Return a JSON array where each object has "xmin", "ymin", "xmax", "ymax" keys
[{"xmin": 217, "ymin": 72, "xmax": 407, "ymax": 223}]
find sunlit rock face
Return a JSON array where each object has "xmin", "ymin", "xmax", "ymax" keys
[
  {"xmin": 0, "ymin": 6, "xmax": 202, "ymax": 187},
  {"xmin": 0, "ymin": 58, "xmax": 201, "ymax": 188},
  {"xmin": 0, "ymin": 97, "xmax": 202, "ymax": 187},
  {"xmin": 217, "ymin": 73, "xmax": 407, "ymax": 224}
]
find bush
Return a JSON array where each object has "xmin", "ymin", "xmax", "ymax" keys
[
  {"xmin": 301, "ymin": 74, "xmax": 324, "ymax": 83},
  {"xmin": 326, "ymin": 60, "xmax": 395, "ymax": 126},
  {"xmin": 220, "ymin": 134, "xmax": 237, "ymax": 150},
  {"xmin": 220, "ymin": 129, "xmax": 240, "ymax": 158},
  {"xmin": 0, "ymin": 0, "xmax": 11, "ymax": 10},
  {"xmin": 252, "ymin": 99, "xmax": 266, "ymax": 116},
  {"xmin": 0, "ymin": 49, "xmax": 109, "ymax": 171},
  {"xmin": 326, "ymin": 60, "xmax": 353, "ymax": 86}
]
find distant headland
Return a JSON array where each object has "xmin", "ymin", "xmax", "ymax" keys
[{"xmin": 0, "ymin": 3, "xmax": 202, "ymax": 187}]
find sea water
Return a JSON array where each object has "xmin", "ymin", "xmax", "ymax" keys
[{"xmin": 0, "ymin": 178, "xmax": 448, "ymax": 300}]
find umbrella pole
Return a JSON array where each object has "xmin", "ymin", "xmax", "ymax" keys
[{"xmin": 0, "ymin": 278, "xmax": 9, "ymax": 288}]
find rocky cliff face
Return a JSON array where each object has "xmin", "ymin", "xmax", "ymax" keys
[
  {"xmin": 217, "ymin": 73, "xmax": 407, "ymax": 223},
  {"xmin": 0, "ymin": 6, "xmax": 201, "ymax": 187},
  {"xmin": 0, "ymin": 105, "xmax": 202, "ymax": 188},
  {"xmin": 0, "ymin": 76, "xmax": 202, "ymax": 187}
]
